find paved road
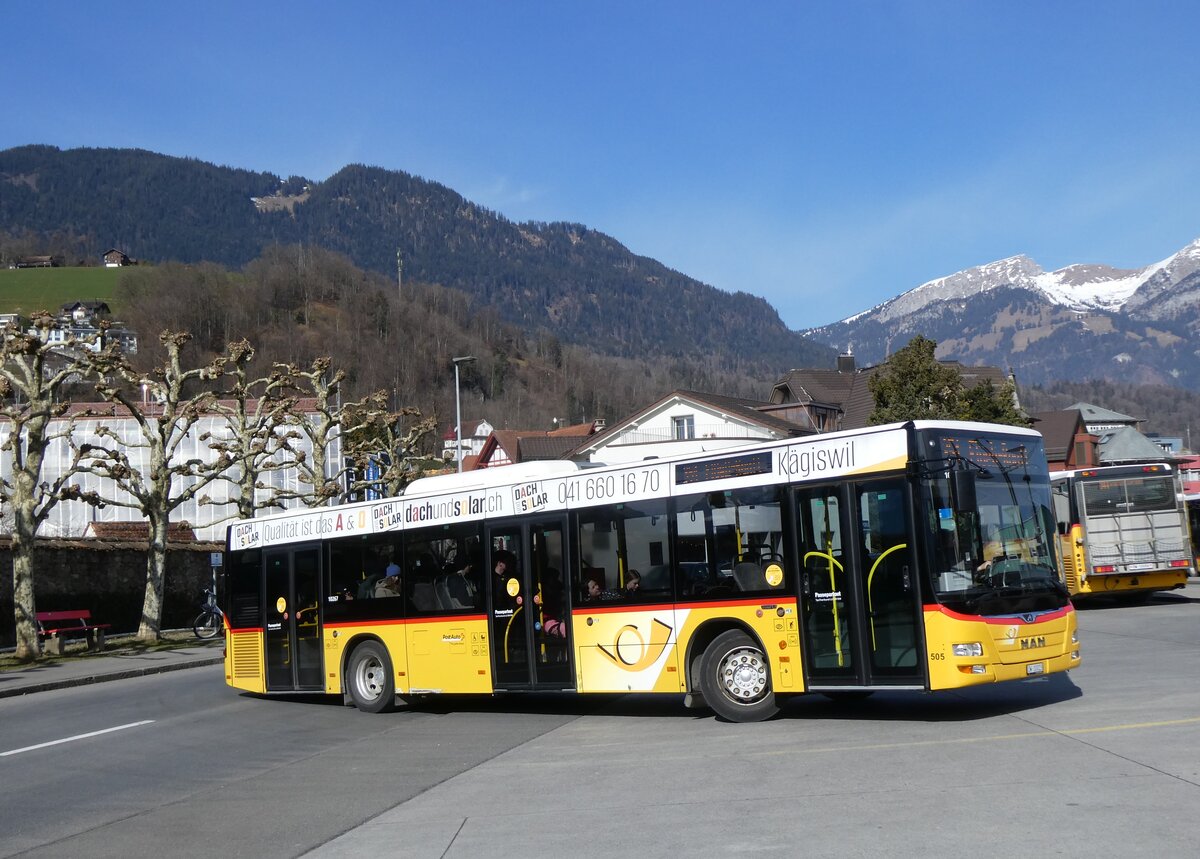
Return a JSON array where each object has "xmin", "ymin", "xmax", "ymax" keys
[{"xmin": 2, "ymin": 585, "xmax": 1199, "ymax": 858}]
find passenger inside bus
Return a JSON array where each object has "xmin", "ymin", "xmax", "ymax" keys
[
  {"xmin": 538, "ymin": 567, "xmax": 568, "ymax": 638},
  {"xmin": 374, "ymin": 570, "xmax": 402, "ymax": 598},
  {"xmin": 492, "ymin": 550, "xmax": 520, "ymax": 611},
  {"xmin": 357, "ymin": 564, "xmax": 387, "ymax": 599},
  {"xmin": 447, "ymin": 555, "xmax": 480, "ymax": 609},
  {"xmin": 584, "ymin": 574, "xmax": 618, "ymax": 601}
]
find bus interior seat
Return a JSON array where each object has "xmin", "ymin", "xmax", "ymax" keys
[
  {"xmin": 732, "ymin": 561, "xmax": 766, "ymax": 592},
  {"xmin": 434, "ymin": 574, "xmax": 459, "ymax": 609},
  {"xmin": 410, "ymin": 580, "xmax": 438, "ymax": 612},
  {"xmin": 357, "ymin": 572, "xmax": 383, "ymax": 600},
  {"xmin": 641, "ymin": 564, "xmax": 671, "ymax": 592}
]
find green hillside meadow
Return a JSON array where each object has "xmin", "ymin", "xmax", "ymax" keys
[{"xmin": 0, "ymin": 266, "xmax": 123, "ymax": 315}]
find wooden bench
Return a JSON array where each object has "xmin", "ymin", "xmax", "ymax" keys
[{"xmin": 36, "ymin": 610, "xmax": 110, "ymax": 655}]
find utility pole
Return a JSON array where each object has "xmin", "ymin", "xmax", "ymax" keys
[
  {"xmin": 396, "ymin": 248, "xmax": 403, "ymax": 300},
  {"xmin": 452, "ymin": 356, "xmax": 477, "ymax": 473}
]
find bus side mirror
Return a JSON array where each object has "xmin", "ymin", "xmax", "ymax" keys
[{"xmin": 950, "ymin": 469, "xmax": 977, "ymax": 513}]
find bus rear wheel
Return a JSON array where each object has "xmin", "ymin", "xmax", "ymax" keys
[
  {"xmin": 699, "ymin": 630, "xmax": 778, "ymax": 722},
  {"xmin": 347, "ymin": 641, "xmax": 396, "ymax": 713}
]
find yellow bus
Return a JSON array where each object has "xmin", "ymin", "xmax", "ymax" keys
[
  {"xmin": 1050, "ymin": 464, "xmax": 1193, "ymax": 602},
  {"xmin": 222, "ymin": 420, "xmax": 1079, "ymax": 722}
]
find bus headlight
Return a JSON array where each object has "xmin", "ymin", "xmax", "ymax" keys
[
  {"xmin": 953, "ymin": 643, "xmax": 983, "ymax": 657},
  {"xmin": 1071, "ymin": 630, "xmax": 1078, "ymax": 644}
]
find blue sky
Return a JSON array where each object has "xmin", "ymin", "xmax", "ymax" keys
[{"xmin": 5, "ymin": 1, "xmax": 1200, "ymax": 329}]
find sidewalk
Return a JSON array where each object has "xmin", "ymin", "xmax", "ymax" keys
[{"xmin": 0, "ymin": 641, "xmax": 223, "ymax": 699}]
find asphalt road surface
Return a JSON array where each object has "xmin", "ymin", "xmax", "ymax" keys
[{"xmin": 3, "ymin": 584, "xmax": 1199, "ymax": 858}]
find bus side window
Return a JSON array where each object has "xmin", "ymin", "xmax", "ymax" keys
[
  {"xmin": 675, "ymin": 488, "xmax": 786, "ymax": 598},
  {"xmin": 575, "ymin": 499, "xmax": 670, "ymax": 603}
]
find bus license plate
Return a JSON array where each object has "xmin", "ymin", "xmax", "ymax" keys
[
  {"xmin": 1125, "ymin": 563, "xmax": 1154, "ymax": 571},
  {"xmin": 1026, "ymin": 663, "xmax": 1045, "ymax": 675}
]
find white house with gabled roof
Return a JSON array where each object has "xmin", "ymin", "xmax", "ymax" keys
[{"xmin": 562, "ymin": 389, "xmax": 811, "ymax": 464}]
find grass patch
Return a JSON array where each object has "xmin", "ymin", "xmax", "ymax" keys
[
  {"xmin": 0, "ymin": 629, "xmax": 216, "ymax": 672},
  {"xmin": 0, "ymin": 266, "xmax": 124, "ymax": 316}
]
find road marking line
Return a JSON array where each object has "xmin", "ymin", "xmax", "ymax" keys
[{"xmin": 0, "ymin": 720, "xmax": 155, "ymax": 757}]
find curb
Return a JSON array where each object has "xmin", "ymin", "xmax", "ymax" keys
[{"xmin": 0, "ymin": 652, "xmax": 224, "ymax": 700}]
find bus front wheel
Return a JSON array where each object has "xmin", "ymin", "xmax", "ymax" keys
[
  {"xmin": 699, "ymin": 630, "xmax": 778, "ymax": 722},
  {"xmin": 347, "ymin": 641, "xmax": 396, "ymax": 713}
]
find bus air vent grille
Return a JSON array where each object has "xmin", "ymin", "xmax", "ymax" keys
[{"xmin": 231, "ymin": 634, "xmax": 262, "ymax": 679}]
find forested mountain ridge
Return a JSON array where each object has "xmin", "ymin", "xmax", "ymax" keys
[
  {"xmin": 0, "ymin": 145, "xmax": 282, "ymax": 264},
  {"xmin": 9, "ymin": 144, "xmax": 1200, "ymax": 443},
  {"xmin": 0, "ymin": 145, "xmax": 833, "ymax": 377}
]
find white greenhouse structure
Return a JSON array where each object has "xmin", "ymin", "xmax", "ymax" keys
[{"xmin": 1, "ymin": 406, "xmax": 343, "ymax": 543}]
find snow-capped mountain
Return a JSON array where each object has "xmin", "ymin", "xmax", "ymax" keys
[
  {"xmin": 842, "ymin": 237, "xmax": 1200, "ymax": 326},
  {"xmin": 803, "ymin": 236, "xmax": 1200, "ymax": 391}
]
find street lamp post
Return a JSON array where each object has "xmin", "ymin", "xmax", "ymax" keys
[{"xmin": 452, "ymin": 356, "xmax": 476, "ymax": 473}]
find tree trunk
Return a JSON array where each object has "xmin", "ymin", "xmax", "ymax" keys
[
  {"xmin": 10, "ymin": 513, "xmax": 40, "ymax": 660},
  {"xmin": 137, "ymin": 517, "xmax": 171, "ymax": 640}
]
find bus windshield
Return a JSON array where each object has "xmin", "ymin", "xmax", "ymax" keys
[
  {"xmin": 917, "ymin": 430, "xmax": 1068, "ymax": 615},
  {"xmin": 1081, "ymin": 473, "xmax": 1177, "ymax": 516}
]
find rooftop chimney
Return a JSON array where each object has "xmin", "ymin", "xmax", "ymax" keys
[{"xmin": 837, "ymin": 345, "xmax": 856, "ymax": 374}]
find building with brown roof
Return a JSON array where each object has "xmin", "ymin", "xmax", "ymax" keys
[
  {"xmin": 1029, "ymin": 410, "xmax": 1098, "ymax": 471},
  {"xmin": 770, "ymin": 350, "xmax": 1016, "ymax": 432},
  {"xmin": 474, "ymin": 421, "xmax": 599, "ymax": 469},
  {"xmin": 14, "ymin": 255, "xmax": 55, "ymax": 268},
  {"xmin": 102, "ymin": 248, "xmax": 136, "ymax": 267},
  {"xmin": 83, "ymin": 521, "xmax": 199, "ymax": 542}
]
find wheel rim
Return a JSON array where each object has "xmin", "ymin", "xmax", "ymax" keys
[
  {"xmin": 717, "ymin": 646, "xmax": 769, "ymax": 706},
  {"xmin": 354, "ymin": 654, "xmax": 386, "ymax": 702}
]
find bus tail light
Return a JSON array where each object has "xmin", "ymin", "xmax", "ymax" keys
[
  {"xmin": 952, "ymin": 643, "xmax": 983, "ymax": 657},
  {"xmin": 1169, "ymin": 559, "xmax": 1190, "ymax": 568},
  {"xmin": 1093, "ymin": 564, "xmax": 1116, "ymax": 573}
]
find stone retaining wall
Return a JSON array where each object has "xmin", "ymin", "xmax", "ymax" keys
[{"xmin": 0, "ymin": 540, "xmax": 223, "ymax": 647}]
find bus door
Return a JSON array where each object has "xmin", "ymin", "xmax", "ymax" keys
[
  {"xmin": 795, "ymin": 478, "xmax": 923, "ymax": 689},
  {"xmin": 486, "ymin": 517, "xmax": 574, "ymax": 690},
  {"xmin": 263, "ymin": 544, "xmax": 324, "ymax": 691}
]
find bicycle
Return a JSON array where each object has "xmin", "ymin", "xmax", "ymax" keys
[{"xmin": 193, "ymin": 587, "xmax": 225, "ymax": 640}]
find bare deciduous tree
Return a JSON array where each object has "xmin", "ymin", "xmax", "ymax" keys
[
  {"xmin": 200, "ymin": 339, "xmax": 296, "ymax": 523},
  {"xmin": 0, "ymin": 313, "xmax": 104, "ymax": 660},
  {"xmin": 342, "ymin": 393, "xmax": 440, "ymax": 499},
  {"xmin": 76, "ymin": 331, "xmax": 232, "ymax": 640},
  {"xmin": 270, "ymin": 357, "xmax": 384, "ymax": 508}
]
